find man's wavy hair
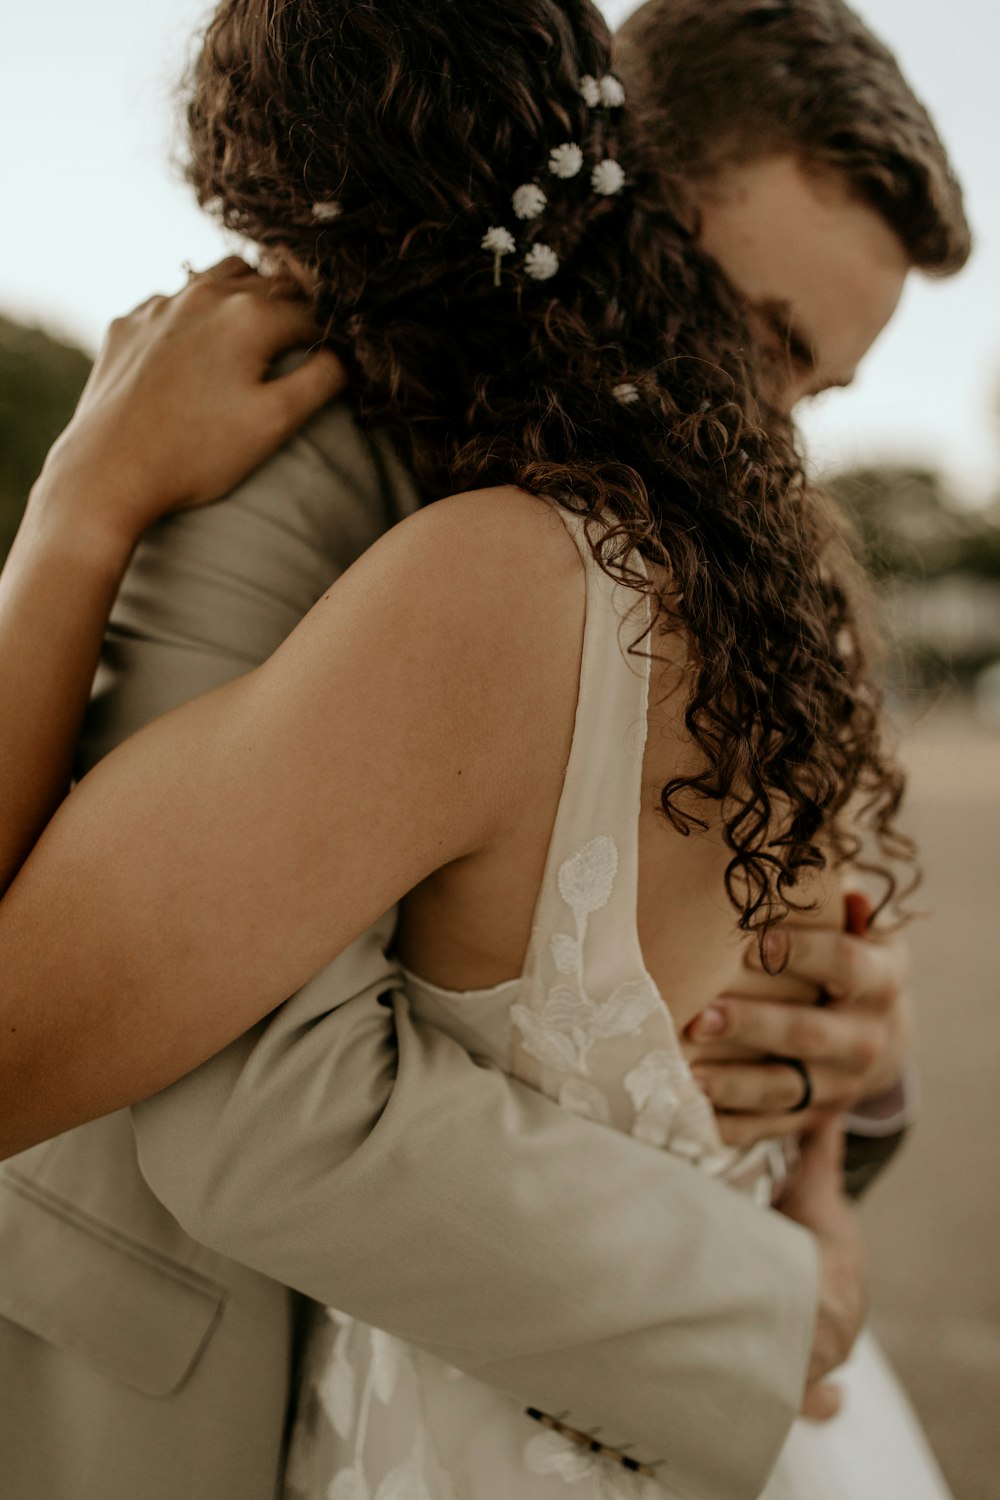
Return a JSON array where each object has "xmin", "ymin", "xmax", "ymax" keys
[
  {"xmin": 616, "ymin": 0, "xmax": 970, "ymax": 276},
  {"xmin": 185, "ymin": 0, "xmax": 915, "ymax": 941}
]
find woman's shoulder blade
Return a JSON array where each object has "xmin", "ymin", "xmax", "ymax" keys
[{"xmin": 328, "ymin": 485, "xmax": 585, "ymax": 660}]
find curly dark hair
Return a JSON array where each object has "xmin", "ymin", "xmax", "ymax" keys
[{"xmin": 184, "ymin": 0, "xmax": 914, "ymax": 940}]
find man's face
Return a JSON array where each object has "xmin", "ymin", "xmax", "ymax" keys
[{"xmin": 691, "ymin": 154, "xmax": 911, "ymax": 411}]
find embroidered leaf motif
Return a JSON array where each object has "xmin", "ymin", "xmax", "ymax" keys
[
  {"xmin": 559, "ymin": 1077, "xmax": 612, "ymax": 1123},
  {"xmin": 590, "ymin": 979, "xmax": 661, "ymax": 1038},
  {"xmin": 372, "ymin": 1454, "xmax": 433, "ymax": 1500},
  {"xmin": 511, "ymin": 1003, "xmax": 591, "ymax": 1074},
  {"xmin": 524, "ymin": 1429, "xmax": 596, "ymax": 1482},
  {"xmin": 369, "ymin": 1328, "xmax": 403, "ymax": 1405},
  {"xmin": 624, "ymin": 1049, "xmax": 682, "ymax": 1147},
  {"xmin": 595, "ymin": 1460, "xmax": 661, "ymax": 1500},
  {"xmin": 317, "ymin": 1329, "xmax": 356, "ymax": 1439},
  {"xmin": 543, "ymin": 984, "xmax": 598, "ymax": 1033},
  {"xmin": 327, "ymin": 1466, "xmax": 370, "ymax": 1500},
  {"xmin": 550, "ymin": 933, "xmax": 581, "ymax": 974},
  {"xmin": 557, "ymin": 835, "xmax": 619, "ymax": 917},
  {"xmin": 623, "ymin": 1050, "xmax": 681, "ymax": 1112}
]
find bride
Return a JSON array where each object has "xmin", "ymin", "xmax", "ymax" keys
[{"xmin": 0, "ymin": 1, "xmax": 950, "ymax": 1496}]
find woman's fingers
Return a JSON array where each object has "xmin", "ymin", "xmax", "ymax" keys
[
  {"xmin": 44, "ymin": 264, "xmax": 350, "ymax": 541},
  {"xmin": 259, "ymin": 351, "xmax": 349, "ymax": 446}
]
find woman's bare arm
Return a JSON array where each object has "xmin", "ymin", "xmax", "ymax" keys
[
  {"xmin": 0, "ymin": 483, "xmax": 579, "ymax": 1157},
  {"xmin": 0, "ymin": 262, "xmax": 342, "ymax": 902}
]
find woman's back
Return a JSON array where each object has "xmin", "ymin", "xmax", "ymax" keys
[{"xmin": 396, "ymin": 488, "xmax": 837, "ymax": 1039}]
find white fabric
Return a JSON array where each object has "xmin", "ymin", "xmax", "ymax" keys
[{"xmin": 284, "ymin": 510, "xmax": 951, "ymax": 1500}]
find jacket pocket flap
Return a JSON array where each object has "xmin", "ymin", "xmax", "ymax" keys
[{"xmin": 0, "ymin": 1174, "xmax": 225, "ymax": 1396}]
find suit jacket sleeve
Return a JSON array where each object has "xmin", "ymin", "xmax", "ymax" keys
[{"xmin": 81, "ymin": 403, "xmax": 820, "ymax": 1500}]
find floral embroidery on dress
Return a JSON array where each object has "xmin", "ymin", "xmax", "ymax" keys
[
  {"xmin": 525, "ymin": 1430, "xmax": 660, "ymax": 1499},
  {"xmin": 512, "ymin": 836, "xmax": 662, "ymax": 1089},
  {"xmin": 286, "ymin": 513, "xmax": 787, "ymax": 1500},
  {"xmin": 511, "ymin": 833, "xmax": 723, "ymax": 1162}
]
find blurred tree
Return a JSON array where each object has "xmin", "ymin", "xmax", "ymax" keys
[
  {"xmin": 829, "ymin": 463, "xmax": 1000, "ymax": 695},
  {"xmin": 0, "ymin": 314, "xmax": 91, "ymax": 560},
  {"xmin": 828, "ymin": 464, "xmax": 971, "ymax": 580}
]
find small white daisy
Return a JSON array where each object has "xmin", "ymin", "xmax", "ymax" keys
[
  {"xmin": 524, "ymin": 243, "xmax": 560, "ymax": 281},
  {"xmin": 599, "ymin": 74, "xmax": 626, "ymax": 108},
  {"xmin": 579, "ymin": 74, "xmax": 601, "ymax": 108},
  {"xmin": 613, "ymin": 382, "xmax": 640, "ymax": 405},
  {"xmin": 482, "ymin": 225, "xmax": 517, "ymax": 286},
  {"xmin": 591, "ymin": 158, "xmax": 626, "ymax": 196},
  {"xmin": 548, "ymin": 142, "xmax": 584, "ymax": 179},
  {"xmin": 311, "ymin": 200, "xmax": 342, "ymax": 222},
  {"xmin": 512, "ymin": 183, "xmax": 547, "ymax": 220}
]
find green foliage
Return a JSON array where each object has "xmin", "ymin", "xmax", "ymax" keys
[
  {"xmin": 827, "ymin": 463, "xmax": 995, "ymax": 581},
  {"xmin": 0, "ymin": 314, "xmax": 92, "ymax": 560},
  {"xmin": 828, "ymin": 463, "xmax": 1000, "ymax": 694}
]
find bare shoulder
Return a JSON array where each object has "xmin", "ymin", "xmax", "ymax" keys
[
  {"xmin": 311, "ymin": 484, "xmax": 586, "ymax": 682},
  {"xmin": 377, "ymin": 484, "xmax": 585, "ymax": 604}
]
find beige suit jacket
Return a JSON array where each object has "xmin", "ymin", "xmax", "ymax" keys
[{"xmin": 0, "ymin": 403, "xmax": 818, "ymax": 1500}]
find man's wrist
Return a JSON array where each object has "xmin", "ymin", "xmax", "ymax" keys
[{"xmin": 847, "ymin": 1062, "xmax": 917, "ymax": 1138}]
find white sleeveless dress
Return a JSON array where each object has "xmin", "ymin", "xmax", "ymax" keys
[{"xmin": 284, "ymin": 511, "xmax": 952, "ymax": 1500}]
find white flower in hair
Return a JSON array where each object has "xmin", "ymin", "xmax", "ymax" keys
[
  {"xmin": 591, "ymin": 158, "xmax": 626, "ymax": 196},
  {"xmin": 524, "ymin": 243, "xmax": 560, "ymax": 281},
  {"xmin": 599, "ymin": 73, "xmax": 626, "ymax": 108},
  {"xmin": 548, "ymin": 142, "xmax": 584, "ymax": 179},
  {"xmin": 579, "ymin": 74, "xmax": 601, "ymax": 108},
  {"xmin": 613, "ymin": 382, "xmax": 640, "ymax": 405},
  {"xmin": 512, "ymin": 183, "xmax": 547, "ymax": 220},
  {"xmin": 482, "ymin": 225, "xmax": 517, "ymax": 286},
  {"xmin": 311, "ymin": 200, "xmax": 342, "ymax": 222}
]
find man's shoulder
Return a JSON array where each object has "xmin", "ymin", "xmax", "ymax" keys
[{"xmin": 238, "ymin": 397, "xmax": 422, "ymax": 567}]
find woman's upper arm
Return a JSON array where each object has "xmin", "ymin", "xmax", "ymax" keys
[{"xmin": 0, "ymin": 489, "xmax": 578, "ymax": 1155}]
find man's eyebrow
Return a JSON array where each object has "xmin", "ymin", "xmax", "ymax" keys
[{"xmin": 753, "ymin": 298, "xmax": 818, "ymax": 371}]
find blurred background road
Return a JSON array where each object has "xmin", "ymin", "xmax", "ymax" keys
[{"xmin": 862, "ymin": 713, "xmax": 999, "ymax": 1500}]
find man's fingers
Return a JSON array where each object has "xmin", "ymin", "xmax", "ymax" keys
[
  {"xmin": 692, "ymin": 1060, "xmax": 858, "ymax": 1116},
  {"xmin": 686, "ymin": 997, "xmax": 885, "ymax": 1075},
  {"xmin": 747, "ymin": 925, "xmax": 905, "ymax": 1012},
  {"xmin": 715, "ymin": 1105, "xmax": 841, "ymax": 1148}
]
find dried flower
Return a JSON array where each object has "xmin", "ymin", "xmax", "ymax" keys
[
  {"xmin": 482, "ymin": 225, "xmax": 517, "ymax": 286},
  {"xmin": 548, "ymin": 143, "xmax": 584, "ymax": 179},
  {"xmin": 512, "ymin": 184, "xmax": 547, "ymax": 220},
  {"xmin": 524, "ymin": 243, "xmax": 559, "ymax": 281},
  {"xmin": 591, "ymin": 159, "xmax": 626, "ymax": 197},
  {"xmin": 599, "ymin": 74, "xmax": 626, "ymax": 108},
  {"xmin": 579, "ymin": 75, "xmax": 601, "ymax": 108}
]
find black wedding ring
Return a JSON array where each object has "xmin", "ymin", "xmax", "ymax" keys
[{"xmin": 783, "ymin": 1057, "xmax": 813, "ymax": 1114}]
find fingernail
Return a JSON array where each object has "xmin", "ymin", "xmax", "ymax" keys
[
  {"xmin": 762, "ymin": 930, "xmax": 789, "ymax": 970},
  {"xmin": 690, "ymin": 1004, "xmax": 727, "ymax": 1038}
]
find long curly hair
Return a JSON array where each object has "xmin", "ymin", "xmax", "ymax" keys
[{"xmin": 184, "ymin": 0, "xmax": 915, "ymax": 940}]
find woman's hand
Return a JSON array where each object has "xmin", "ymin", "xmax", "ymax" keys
[
  {"xmin": 38, "ymin": 256, "xmax": 346, "ymax": 550},
  {"xmin": 684, "ymin": 896, "xmax": 912, "ymax": 1147},
  {"xmin": 0, "ymin": 259, "xmax": 345, "ymax": 911}
]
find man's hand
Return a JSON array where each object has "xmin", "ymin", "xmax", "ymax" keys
[
  {"xmin": 684, "ymin": 893, "xmax": 912, "ymax": 1148},
  {"xmin": 779, "ymin": 1120, "xmax": 867, "ymax": 1420}
]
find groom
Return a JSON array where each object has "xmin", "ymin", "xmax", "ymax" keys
[{"xmin": 0, "ymin": 4, "xmax": 969, "ymax": 1500}]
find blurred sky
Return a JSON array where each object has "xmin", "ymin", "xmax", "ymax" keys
[{"xmin": 3, "ymin": 1, "xmax": 998, "ymax": 501}]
